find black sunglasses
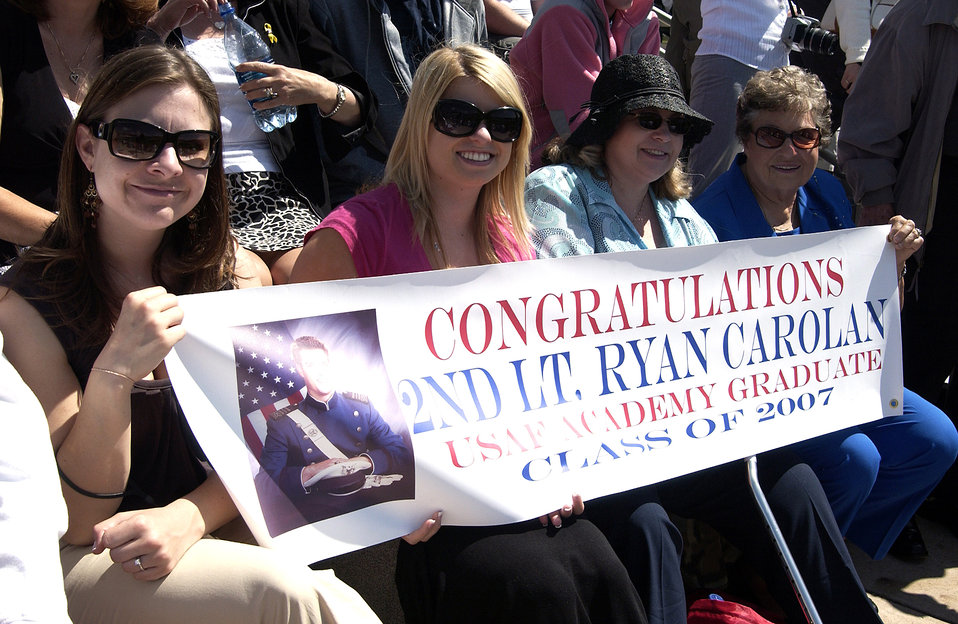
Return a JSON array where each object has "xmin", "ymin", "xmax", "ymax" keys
[
  {"xmin": 626, "ymin": 111, "xmax": 694, "ymax": 135},
  {"xmin": 753, "ymin": 126, "xmax": 821, "ymax": 150},
  {"xmin": 90, "ymin": 118, "xmax": 220, "ymax": 169},
  {"xmin": 432, "ymin": 99, "xmax": 523, "ymax": 143}
]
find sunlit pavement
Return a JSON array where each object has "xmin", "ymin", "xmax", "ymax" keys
[{"xmin": 850, "ymin": 515, "xmax": 958, "ymax": 623}]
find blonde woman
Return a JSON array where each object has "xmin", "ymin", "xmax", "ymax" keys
[{"xmin": 292, "ymin": 45, "xmax": 646, "ymax": 624}]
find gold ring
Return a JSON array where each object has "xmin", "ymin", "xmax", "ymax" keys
[
  {"xmin": 264, "ymin": 87, "xmax": 277, "ymax": 100},
  {"xmin": 134, "ymin": 557, "xmax": 145, "ymax": 572}
]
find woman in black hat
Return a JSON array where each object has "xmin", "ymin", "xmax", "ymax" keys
[
  {"xmin": 525, "ymin": 53, "xmax": 714, "ymax": 257},
  {"xmin": 525, "ymin": 54, "xmax": 883, "ymax": 624}
]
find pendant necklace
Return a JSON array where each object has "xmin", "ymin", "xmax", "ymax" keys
[{"xmin": 42, "ymin": 22, "xmax": 97, "ymax": 85}]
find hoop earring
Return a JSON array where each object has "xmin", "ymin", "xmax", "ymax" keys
[{"xmin": 82, "ymin": 174, "xmax": 99, "ymax": 227}]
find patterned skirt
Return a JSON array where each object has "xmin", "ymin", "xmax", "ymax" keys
[{"xmin": 227, "ymin": 171, "xmax": 321, "ymax": 252}]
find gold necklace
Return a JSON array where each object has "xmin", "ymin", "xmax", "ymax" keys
[
  {"xmin": 629, "ymin": 191, "xmax": 652, "ymax": 225},
  {"xmin": 42, "ymin": 22, "xmax": 97, "ymax": 86}
]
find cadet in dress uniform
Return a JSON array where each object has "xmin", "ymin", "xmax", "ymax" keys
[{"xmin": 259, "ymin": 336, "xmax": 411, "ymax": 520}]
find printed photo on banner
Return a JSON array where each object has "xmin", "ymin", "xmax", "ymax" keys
[{"xmin": 230, "ymin": 309, "xmax": 414, "ymax": 535}]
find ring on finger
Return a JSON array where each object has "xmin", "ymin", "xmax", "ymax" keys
[
  {"xmin": 134, "ymin": 556, "xmax": 145, "ymax": 572},
  {"xmin": 264, "ymin": 87, "xmax": 278, "ymax": 100},
  {"xmin": 915, "ymin": 228, "xmax": 923, "ymax": 237}
]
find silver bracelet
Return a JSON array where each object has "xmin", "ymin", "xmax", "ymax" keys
[{"xmin": 320, "ymin": 83, "xmax": 346, "ymax": 119}]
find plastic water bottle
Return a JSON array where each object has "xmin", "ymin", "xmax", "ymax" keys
[{"xmin": 219, "ymin": 2, "xmax": 297, "ymax": 132}]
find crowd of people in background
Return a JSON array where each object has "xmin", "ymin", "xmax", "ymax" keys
[{"xmin": 2, "ymin": 0, "xmax": 957, "ymax": 622}]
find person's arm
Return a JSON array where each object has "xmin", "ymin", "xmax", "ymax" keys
[
  {"xmin": 289, "ymin": 228, "xmax": 359, "ymax": 283},
  {"xmin": 284, "ymin": 0, "xmax": 374, "ymax": 136},
  {"xmin": 236, "ymin": 63, "xmax": 362, "ymax": 128},
  {"xmin": 831, "ymin": 0, "xmax": 870, "ymax": 91},
  {"xmin": 260, "ymin": 417, "xmax": 312, "ymax": 496},
  {"xmin": 0, "ymin": 187, "xmax": 57, "ymax": 247},
  {"xmin": 837, "ymin": 6, "xmax": 923, "ymax": 219},
  {"xmin": 483, "ymin": 0, "xmax": 531, "ymax": 37},
  {"xmin": 0, "ymin": 287, "xmax": 184, "ymax": 544},
  {"xmin": 146, "ymin": 0, "xmax": 219, "ymax": 40},
  {"xmin": 885, "ymin": 215, "xmax": 922, "ymax": 308},
  {"xmin": 0, "ymin": 73, "xmax": 58, "ymax": 245},
  {"xmin": 90, "ymin": 471, "xmax": 237, "ymax": 580}
]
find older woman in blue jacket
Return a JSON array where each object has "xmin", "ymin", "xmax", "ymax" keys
[{"xmin": 693, "ymin": 65, "xmax": 958, "ymax": 561}]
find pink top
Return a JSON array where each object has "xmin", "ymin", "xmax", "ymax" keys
[
  {"xmin": 509, "ymin": 0, "xmax": 660, "ymax": 169},
  {"xmin": 304, "ymin": 184, "xmax": 533, "ymax": 277}
]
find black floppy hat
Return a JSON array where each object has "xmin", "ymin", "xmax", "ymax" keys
[{"xmin": 566, "ymin": 54, "xmax": 713, "ymax": 149}]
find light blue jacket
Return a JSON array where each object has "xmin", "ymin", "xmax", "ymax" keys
[{"xmin": 524, "ymin": 163, "xmax": 717, "ymax": 257}]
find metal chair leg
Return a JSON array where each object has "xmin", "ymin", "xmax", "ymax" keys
[{"xmin": 745, "ymin": 455, "xmax": 823, "ymax": 624}]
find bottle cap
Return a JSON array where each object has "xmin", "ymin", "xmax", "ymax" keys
[{"xmin": 218, "ymin": 2, "xmax": 235, "ymax": 17}]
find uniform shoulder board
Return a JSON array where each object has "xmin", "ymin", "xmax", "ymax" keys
[
  {"xmin": 270, "ymin": 402, "xmax": 302, "ymax": 420},
  {"xmin": 342, "ymin": 390, "xmax": 369, "ymax": 404}
]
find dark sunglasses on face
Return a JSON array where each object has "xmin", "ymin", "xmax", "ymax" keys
[
  {"xmin": 89, "ymin": 118, "xmax": 220, "ymax": 169},
  {"xmin": 753, "ymin": 126, "xmax": 822, "ymax": 150},
  {"xmin": 626, "ymin": 111, "xmax": 694, "ymax": 135},
  {"xmin": 432, "ymin": 99, "xmax": 523, "ymax": 143}
]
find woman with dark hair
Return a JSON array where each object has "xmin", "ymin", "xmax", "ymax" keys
[
  {"xmin": 0, "ymin": 0, "xmax": 215, "ymax": 267},
  {"xmin": 0, "ymin": 45, "xmax": 380, "ymax": 623},
  {"xmin": 292, "ymin": 44, "xmax": 647, "ymax": 624},
  {"xmin": 694, "ymin": 64, "xmax": 958, "ymax": 562},
  {"xmin": 525, "ymin": 53, "xmax": 883, "ymax": 624}
]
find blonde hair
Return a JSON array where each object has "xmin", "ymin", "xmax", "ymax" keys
[
  {"xmin": 736, "ymin": 65, "xmax": 832, "ymax": 145},
  {"xmin": 383, "ymin": 45, "xmax": 532, "ymax": 266}
]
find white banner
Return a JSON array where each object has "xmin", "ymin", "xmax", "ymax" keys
[{"xmin": 166, "ymin": 226, "xmax": 902, "ymax": 564}]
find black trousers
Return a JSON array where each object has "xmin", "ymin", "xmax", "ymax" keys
[
  {"xmin": 590, "ymin": 450, "xmax": 882, "ymax": 624},
  {"xmin": 396, "ymin": 517, "xmax": 647, "ymax": 624},
  {"xmin": 902, "ymin": 154, "xmax": 958, "ymax": 492}
]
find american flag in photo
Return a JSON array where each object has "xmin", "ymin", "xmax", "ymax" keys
[{"xmin": 230, "ymin": 321, "xmax": 305, "ymax": 458}]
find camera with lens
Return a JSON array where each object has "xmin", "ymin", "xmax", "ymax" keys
[{"xmin": 781, "ymin": 15, "xmax": 839, "ymax": 56}]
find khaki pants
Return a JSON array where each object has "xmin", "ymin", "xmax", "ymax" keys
[{"xmin": 61, "ymin": 536, "xmax": 382, "ymax": 624}]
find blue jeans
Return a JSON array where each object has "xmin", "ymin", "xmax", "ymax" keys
[{"xmin": 794, "ymin": 388, "xmax": 958, "ymax": 558}]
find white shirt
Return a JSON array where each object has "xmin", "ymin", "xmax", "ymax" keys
[
  {"xmin": 184, "ymin": 34, "xmax": 280, "ymax": 174},
  {"xmin": 696, "ymin": 0, "xmax": 791, "ymax": 70},
  {"xmin": 495, "ymin": 0, "xmax": 533, "ymax": 20}
]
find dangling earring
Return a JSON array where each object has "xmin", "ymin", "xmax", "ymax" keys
[
  {"xmin": 82, "ymin": 173, "xmax": 99, "ymax": 227},
  {"xmin": 188, "ymin": 211, "xmax": 199, "ymax": 234}
]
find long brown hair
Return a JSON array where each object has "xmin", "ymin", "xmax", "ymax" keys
[
  {"xmin": 9, "ymin": 0, "xmax": 156, "ymax": 39},
  {"xmin": 12, "ymin": 45, "xmax": 235, "ymax": 348},
  {"xmin": 383, "ymin": 45, "xmax": 532, "ymax": 266}
]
